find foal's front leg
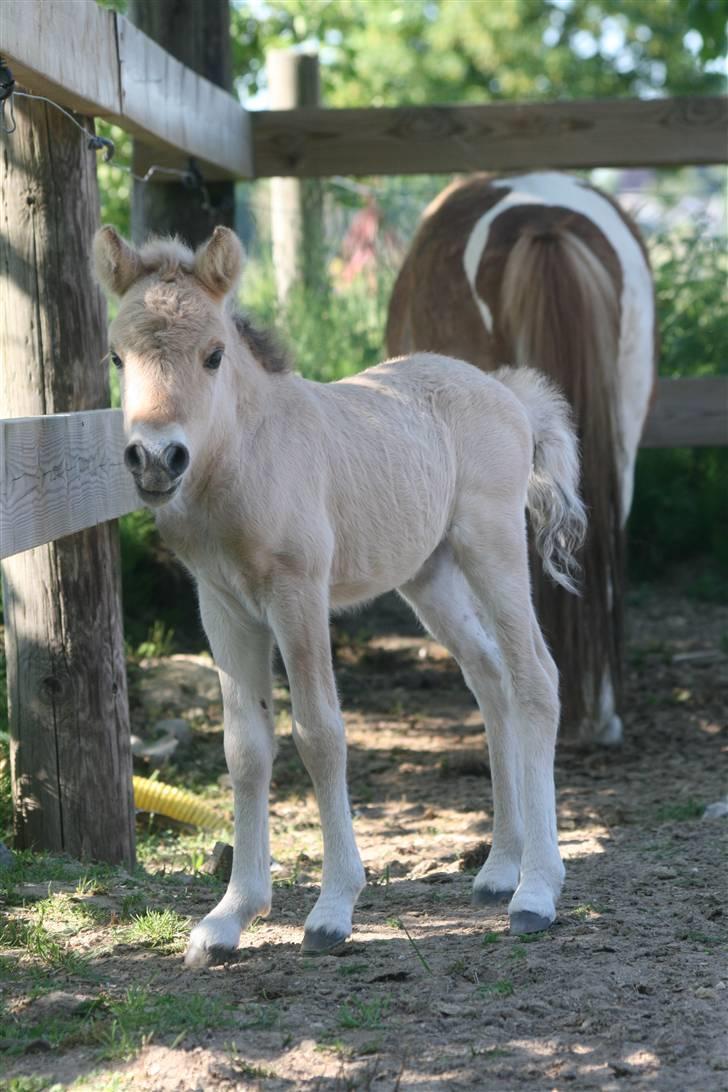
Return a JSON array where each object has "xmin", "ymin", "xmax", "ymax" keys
[
  {"xmin": 269, "ymin": 582, "xmax": 366, "ymax": 953},
  {"xmin": 186, "ymin": 593, "xmax": 275, "ymax": 967}
]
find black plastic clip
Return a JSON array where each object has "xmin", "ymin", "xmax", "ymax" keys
[{"xmin": 88, "ymin": 134, "xmax": 116, "ymax": 162}]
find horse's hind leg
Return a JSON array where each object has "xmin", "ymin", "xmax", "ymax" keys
[
  {"xmin": 451, "ymin": 505, "xmax": 564, "ymax": 933},
  {"xmin": 399, "ymin": 543, "xmax": 524, "ymax": 905}
]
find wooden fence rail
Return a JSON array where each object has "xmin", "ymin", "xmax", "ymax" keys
[
  {"xmin": 251, "ymin": 95, "xmax": 728, "ymax": 178},
  {"xmin": 0, "ymin": 0, "xmax": 252, "ymax": 179},
  {"xmin": 2, "ymin": 378, "xmax": 725, "ymax": 561}
]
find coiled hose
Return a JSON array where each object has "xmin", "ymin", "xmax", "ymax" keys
[{"xmin": 132, "ymin": 775, "xmax": 222, "ymax": 830}]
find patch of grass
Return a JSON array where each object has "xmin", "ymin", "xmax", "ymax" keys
[
  {"xmin": 2, "ymin": 1080, "xmax": 63, "ymax": 1092},
  {"xmin": 238, "ymin": 1003, "xmax": 281, "ymax": 1030},
  {"xmin": 477, "ymin": 979, "xmax": 514, "ymax": 998},
  {"xmin": 655, "ymin": 800, "xmax": 703, "ymax": 822},
  {"xmin": 0, "ymin": 908, "xmax": 87, "ymax": 973},
  {"xmin": 337, "ymin": 960, "xmax": 369, "ymax": 977},
  {"xmin": 481, "ymin": 931, "xmax": 500, "ymax": 945},
  {"xmin": 338, "ymin": 998, "xmax": 389, "ymax": 1030},
  {"xmin": 126, "ymin": 908, "xmax": 189, "ymax": 953},
  {"xmin": 99, "ymin": 987, "xmax": 232, "ymax": 1061},
  {"xmin": 509, "ymin": 944, "xmax": 527, "ymax": 961}
]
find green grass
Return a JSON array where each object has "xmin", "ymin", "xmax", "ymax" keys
[
  {"xmin": 126, "ymin": 908, "xmax": 190, "ymax": 953},
  {"xmin": 655, "ymin": 799, "xmax": 704, "ymax": 822},
  {"xmin": 0, "ymin": 910, "xmax": 87, "ymax": 974},
  {"xmin": 477, "ymin": 979, "xmax": 515, "ymax": 998},
  {"xmin": 337, "ymin": 997, "xmax": 389, "ymax": 1030}
]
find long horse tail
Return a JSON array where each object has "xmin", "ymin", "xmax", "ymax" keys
[
  {"xmin": 494, "ymin": 366, "xmax": 586, "ymax": 595},
  {"xmin": 498, "ymin": 225, "xmax": 624, "ymax": 730}
]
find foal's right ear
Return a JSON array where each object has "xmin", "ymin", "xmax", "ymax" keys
[{"xmin": 93, "ymin": 226, "xmax": 145, "ymax": 296}]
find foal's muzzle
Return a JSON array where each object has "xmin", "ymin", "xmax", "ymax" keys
[{"xmin": 124, "ymin": 441, "xmax": 189, "ymax": 505}]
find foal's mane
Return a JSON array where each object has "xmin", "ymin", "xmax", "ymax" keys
[{"xmin": 138, "ymin": 235, "xmax": 290, "ymax": 375}]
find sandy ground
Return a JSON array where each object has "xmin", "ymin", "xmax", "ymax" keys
[{"xmin": 2, "ymin": 583, "xmax": 727, "ymax": 1091}]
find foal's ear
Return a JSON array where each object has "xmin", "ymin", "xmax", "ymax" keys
[
  {"xmin": 194, "ymin": 226, "xmax": 244, "ymax": 299},
  {"xmin": 93, "ymin": 226, "xmax": 145, "ymax": 296}
]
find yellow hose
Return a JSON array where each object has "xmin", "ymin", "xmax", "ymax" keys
[{"xmin": 133, "ymin": 775, "xmax": 222, "ymax": 830}]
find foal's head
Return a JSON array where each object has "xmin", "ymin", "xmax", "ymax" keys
[{"xmin": 94, "ymin": 226, "xmax": 254, "ymax": 506}]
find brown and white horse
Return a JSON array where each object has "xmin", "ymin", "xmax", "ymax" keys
[{"xmin": 387, "ymin": 172, "xmax": 658, "ymax": 743}]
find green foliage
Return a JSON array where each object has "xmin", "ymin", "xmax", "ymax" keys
[
  {"xmin": 628, "ymin": 228, "xmax": 728, "ymax": 589},
  {"xmin": 232, "ymin": 0, "xmax": 726, "ymax": 106},
  {"xmin": 126, "ymin": 908, "xmax": 189, "ymax": 952}
]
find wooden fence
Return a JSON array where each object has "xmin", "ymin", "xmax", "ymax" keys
[
  {"xmin": 0, "ymin": 0, "xmax": 726, "ymax": 860},
  {"xmin": 1, "ymin": 375, "xmax": 726, "ymax": 562}
]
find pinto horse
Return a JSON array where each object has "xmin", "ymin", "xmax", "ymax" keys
[
  {"xmin": 94, "ymin": 224, "xmax": 586, "ymax": 958},
  {"xmin": 387, "ymin": 172, "xmax": 657, "ymax": 743}
]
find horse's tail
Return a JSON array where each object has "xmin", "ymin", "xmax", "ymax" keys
[
  {"xmin": 495, "ymin": 366, "xmax": 586, "ymax": 595},
  {"xmin": 497, "ymin": 226, "xmax": 624, "ymax": 728}
]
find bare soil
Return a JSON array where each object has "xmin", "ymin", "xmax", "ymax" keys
[{"xmin": 2, "ymin": 583, "xmax": 727, "ymax": 1091}]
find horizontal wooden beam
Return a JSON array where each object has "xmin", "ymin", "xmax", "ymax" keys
[
  {"xmin": 251, "ymin": 95, "xmax": 728, "ymax": 177},
  {"xmin": 0, "ymin": 378, "xmax": 723, "ymax": 559},
  {"xmin": 0, "ymin": 0, "xmax": 252, "ymax": 180},
  {"xmin": 641, "ymin": 377, "xmax": 727, "ymax": 449},
  {"xmin": 0, "ymin": 410, "xmax": 140, "ymax": 561}
]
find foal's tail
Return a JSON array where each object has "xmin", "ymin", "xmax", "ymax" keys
[{"xmin": 495, "ymin": 366, "xmax": 587, "ymax": 595}]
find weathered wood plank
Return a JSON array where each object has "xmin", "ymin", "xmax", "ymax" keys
[
  {"xmin": 641, "ymin": 377, "xmax": 728, "ymax": 449},
  {"xmin": 251, "ymin": 96, "xmax": 728, "ymax": 177},
  {"xmin": 0, "ymin": 410, "xmax": 140, "ymax": 561},
  {"xmin": 118, "ymin": 18, "xmax": 252, "ymax": 180},
  {"xmin": 0, "ymin": 0, "xmax": 252, "ymax": 179},
  {"xmin": 0, "ymin": 0, "xmax": 121, "ymax": 115}
]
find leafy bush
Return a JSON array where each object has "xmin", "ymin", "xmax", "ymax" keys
[{"xmin": 628, "ymin": 229, "xmax": 727, "ymax": 593}]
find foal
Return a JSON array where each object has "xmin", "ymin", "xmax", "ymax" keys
[{"xmin": 94, "ymin": 225, "xmax": 586, "ymax": 964}]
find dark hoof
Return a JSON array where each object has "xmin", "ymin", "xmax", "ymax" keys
[
  {"xmin": 301, "ymin": 928, "xmax": 349, "ymax": 956},
  {"xmin": 509, "ymin": 910, "xmax": 553, "ymax": 935},
  {"xmin": 473, "ymin": 886, "xmax": 514, "ymax": 907},
  {"xmin": 184, "ymin": 943, "xmax": 239, "ymax": 969}
]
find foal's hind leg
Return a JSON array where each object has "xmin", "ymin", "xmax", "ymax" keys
[
  {"xmin": 399, "ymin": 543, "xmax": 524, "ymax": 904},
  {"xmin": 452, "ymin": 507, "xmax": 564, "ymax": 933}
]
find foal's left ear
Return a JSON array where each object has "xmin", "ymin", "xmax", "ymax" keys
[{"xmin": 194, "ymin": 226, "xmax": 244, "ymax": 299}]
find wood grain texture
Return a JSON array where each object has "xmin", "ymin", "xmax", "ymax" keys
[
  {"xmin": 251, "ymin": 96, "xmax": 728, "ymax": 177},
  {"xmin": 0, "ymin": 0, "xmax": 121, "ymax": 115},
  {"xmin": 118, "ymin": 17, "xmax": 252, "ymax": 180},
  {"xmin": 0, "ymin": 411, "xmax": 140, "ymax": 561},
  {"xmin": 0, "ymin": 92, "xmax": 135, "ymax": 865},
  {"xmin": 0, "ymin": 0, "xmax": 252, "ymax": 179},
  {"xmin": 641, "ymin": 377, "xmax": 728, "ymax": 448}
]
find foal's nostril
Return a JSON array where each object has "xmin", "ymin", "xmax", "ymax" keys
[
  {"xmin": 163, "ymin": 442, "xmax": 190, "ymax": 479},
  {"xmin": 124, "ymin": 443, "xmax": 146, "ymax": 473}
]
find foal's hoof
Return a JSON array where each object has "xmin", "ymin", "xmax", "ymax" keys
[
  {"xmin": 509, "ymin": 910, "xmax": 553, "ymax": 935},
  {"xmin": 301, "ymin": 927, "xmax": 349, "ymax": 956},
  {"xmin": 184, "ymin": 943, "xmax": 239, "ymax": 969},
  {"xmin": 473, "ymin": 886, "xmax": 514, "ymax": 907}
]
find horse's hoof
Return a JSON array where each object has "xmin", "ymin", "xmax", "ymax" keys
[
  {"xmin": 509, "ymin": 910, "xmax": 553, "ymax": 935},
  {"xmin": 473, "ymin": 886, "xmax": 514, "ymax": 907},
  {"xmin": 301, "ymin": 927, "xmax": 349, "ymax": 955},
  {"xmin": 184, "ymin": 943, "xmax": 239, "ymax": 969}
]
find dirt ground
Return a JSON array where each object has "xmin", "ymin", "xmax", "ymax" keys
[{"xmin": 2, "ymin": 582, "xmax": 727, "ymax": 1091}]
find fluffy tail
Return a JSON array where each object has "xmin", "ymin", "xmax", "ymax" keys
[
  {"xmin": 495, "ymin": 366, "xmax": 587, "ymax": 594},
  {"xmin": 496, "ymin": 225, "xmax": 624, "ymax": 729}
]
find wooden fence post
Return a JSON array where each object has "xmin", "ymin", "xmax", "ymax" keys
[
  {"xmin": 0, "ymin": 94, "xmax": 135, "ymax": 864},
  {"xmin": 267, "ymin": 50, "xmax": 324, "ymax": 303},
  {"xmin": 128, "ymin": 0, "xmax": 236, "ymax": 246}
]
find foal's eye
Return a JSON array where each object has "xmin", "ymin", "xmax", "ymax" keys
[
  {"xmin": 110, "ymin": 351, "xmax": 123, "ymax": 370},
  {"xmin": 204, "ymin": 348, "xmax": 223, "ymax": 371}
]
